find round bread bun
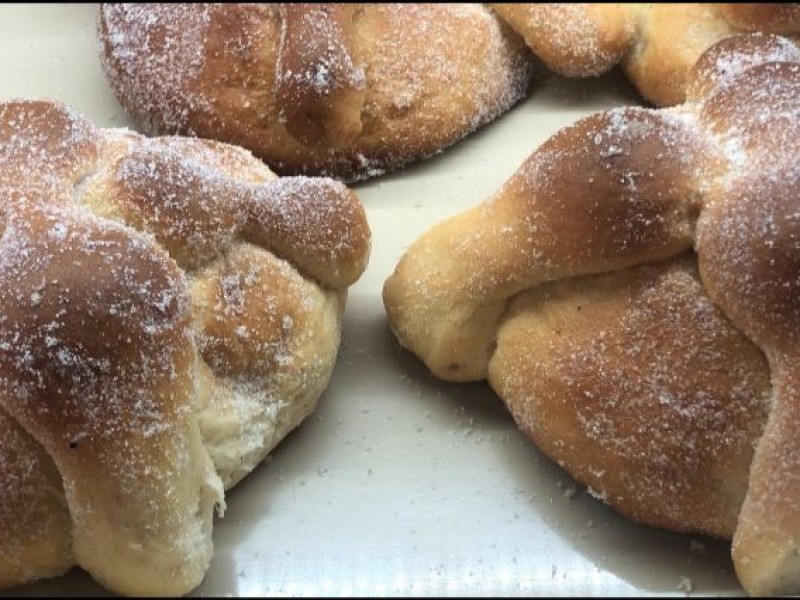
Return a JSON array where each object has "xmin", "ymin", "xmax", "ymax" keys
[
  {"xmin": 0, "ymin": 98, "xmax": 370, "ymax": 596},
  {"xmin": 383, "ymin": 33, "xmax": 800, "ymax": 596},
  {"xmin": 491, "ymin": 3, "xmax": 800, "ymax": 106},
  {"xmin": 97, "ymin": 3, "xmax": 534, "ymax": 182}
]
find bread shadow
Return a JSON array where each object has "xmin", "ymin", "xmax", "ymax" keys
[
  {"xmin": 0, "ymin": 569, "xmax": 110, "ymax": 598},
  {"xmin": 371, "ymin": 308, "xmax": 741, "ymax": 596}
]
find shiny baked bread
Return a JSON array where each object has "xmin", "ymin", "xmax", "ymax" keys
[
  {"xmin": 0, "ymin": 99, "xmax": 370, "ymax": 596},
  {"xmin": 383, "ymin": 34, "xmax": 800, "ymax": 596},
  {"xmin": 97, "ymin": 3, "xmax": 534, "ymax": 183},
  {"xmin": 491, "ymin": 3, "xmax": 800, "ymax": 106}
]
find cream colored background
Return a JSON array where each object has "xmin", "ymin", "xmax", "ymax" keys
[{"xmin": 0, "ymin": 4, "xmax": 742, "ymax": 597}]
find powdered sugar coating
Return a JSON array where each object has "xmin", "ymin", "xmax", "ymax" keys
[
  {"xmin": 494, "ymin": 259, "xmax": 770, "ymax": 536},
  {"xmin": 491, "ymin": 3, "xmax": 634, "ymax": 78},
  {"xmin": 492, "ymin": 4, "xmax": 800, "ymax": 106},
  {"xmin": 99, "ymin": 4, "xmax": 213, "ymax": 134},
  {"xmin": 0, "ymin": 98, "xmax": 369, "ymax": 594},
  {"xmin": 383, "ymin": 32, "xmax": 800, "ymax": 596},
  {"xmin": 690, "ymin": 32, "xmax": 800, "ymax": 99},
  {"xmin": 0, "ymin": 410, "xmax": 73, "ymax": 586},
  {"xmin": 98, "ymin": 3, "xmax": 534, "ymax": 182}
]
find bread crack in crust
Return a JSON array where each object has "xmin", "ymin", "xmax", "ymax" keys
[
  {"xmin": 0, "ymin": 99, "xmax": 370, "ymax": 596},
  {"xmin": 383, "ymin": 34, "xmax": 800, "ymax": 597},
  {"xmin": 97, "ymin": 3, "xmax": 535, "ymax": 183},
  {"xmin": 492, "ymin": 3, "xmax": 800, "ymax": 106}
]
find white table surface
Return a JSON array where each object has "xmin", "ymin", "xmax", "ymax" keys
[{"xmin": 0, "ymin": 4, "xmax": 742, "ymax": 597}]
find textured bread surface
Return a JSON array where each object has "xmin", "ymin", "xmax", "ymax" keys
[
  {"xmin": 492, "ymin": 3, "xmax": 800, "ymax": 106},
  {"xmin": 0, "ymin": 99, "xmax": 370, "ymax": 596},
  {"xmin": 98, "ymin": 3, "xmax": 535, "ymax": 182},
  {"xmin": 383, "ymin": 33, "xmax": 800, "ymax": 596}
]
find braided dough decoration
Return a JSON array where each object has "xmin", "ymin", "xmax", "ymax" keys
[
  {"xmin": 383, "ymin": 34, "xmax": 800, "ymax": 596},
  {"xmin": 491, "ymin": 3, "xmax": 800, "ymax": 106},
  {"xmin": 97, "ymin": 3, "xmax": 534, "ymax": 182},
  {"xmin": 0, "ymin": 99, "xmax": 370, "ymax": 595}
]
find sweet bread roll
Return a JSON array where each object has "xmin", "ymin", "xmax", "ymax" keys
[
  {"xmin": 0, "ymin": 99, "xmax": 370, "ymax": 596},
  {"xmin": 97, "ymin": 3, "xmax": 534, "ymax": 182},
  {"xmin": 491, "ymin": 3, "xmax": 800, "ymax": 106},
  {"xmin": 383, "ymin": 34, "xmax": 800, "ymax": 596}
]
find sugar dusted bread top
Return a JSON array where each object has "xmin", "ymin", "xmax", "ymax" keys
[{"xmin": 98, "ymin": 3, "xmax": 534, "ymax": 182}]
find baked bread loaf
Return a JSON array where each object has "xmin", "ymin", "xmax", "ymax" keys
[
  {"xmin": 491, "ymin": 3, "xmax": 800, "ymax": 106},
  {"xmin": 0, "ymin": 99, "xmax": 370, "ymax": 595},
  {"xmin": 97, "ymin": 3, "xmax": 534, "ymax": 182},
  {"xmin": 383, "ymin": 33, "xmax": 800, "ymax": 596}
]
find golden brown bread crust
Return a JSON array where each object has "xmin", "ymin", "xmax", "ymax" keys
[
  {"xmin": 489, "ymin": 4, "xmax": 634, "ymax": 78},
  {"xmin": 275, "ymin": 3, "xmax": 366, "ymax": 147},
  {"xmin": 383, "ymin": 33, "xmax": 800, "ymax": 596},
  {"xmin": 0, "ymin": 99, "xmax": 370, "ymax": 595},
  {"xmin": 98, "ymin": 3, "xmax": 534, "ymax": 182},
  {"xmin": 492, "ymin": 256, "xmax": 770, "ymax": 538},
  {"xmin": 491, "ymin": 3, "xmax": 800, "ymax": 106},
  {"xmin": 0, "ymin": 411, "xmax": 72, "ymax": 587},
  {"xmin": 0, "ymin": 204, "xmax": 217, "ymax": 597},
  {"xmin": 384, "ymin": 105, "xmax": 719, "ymax": 382}
]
